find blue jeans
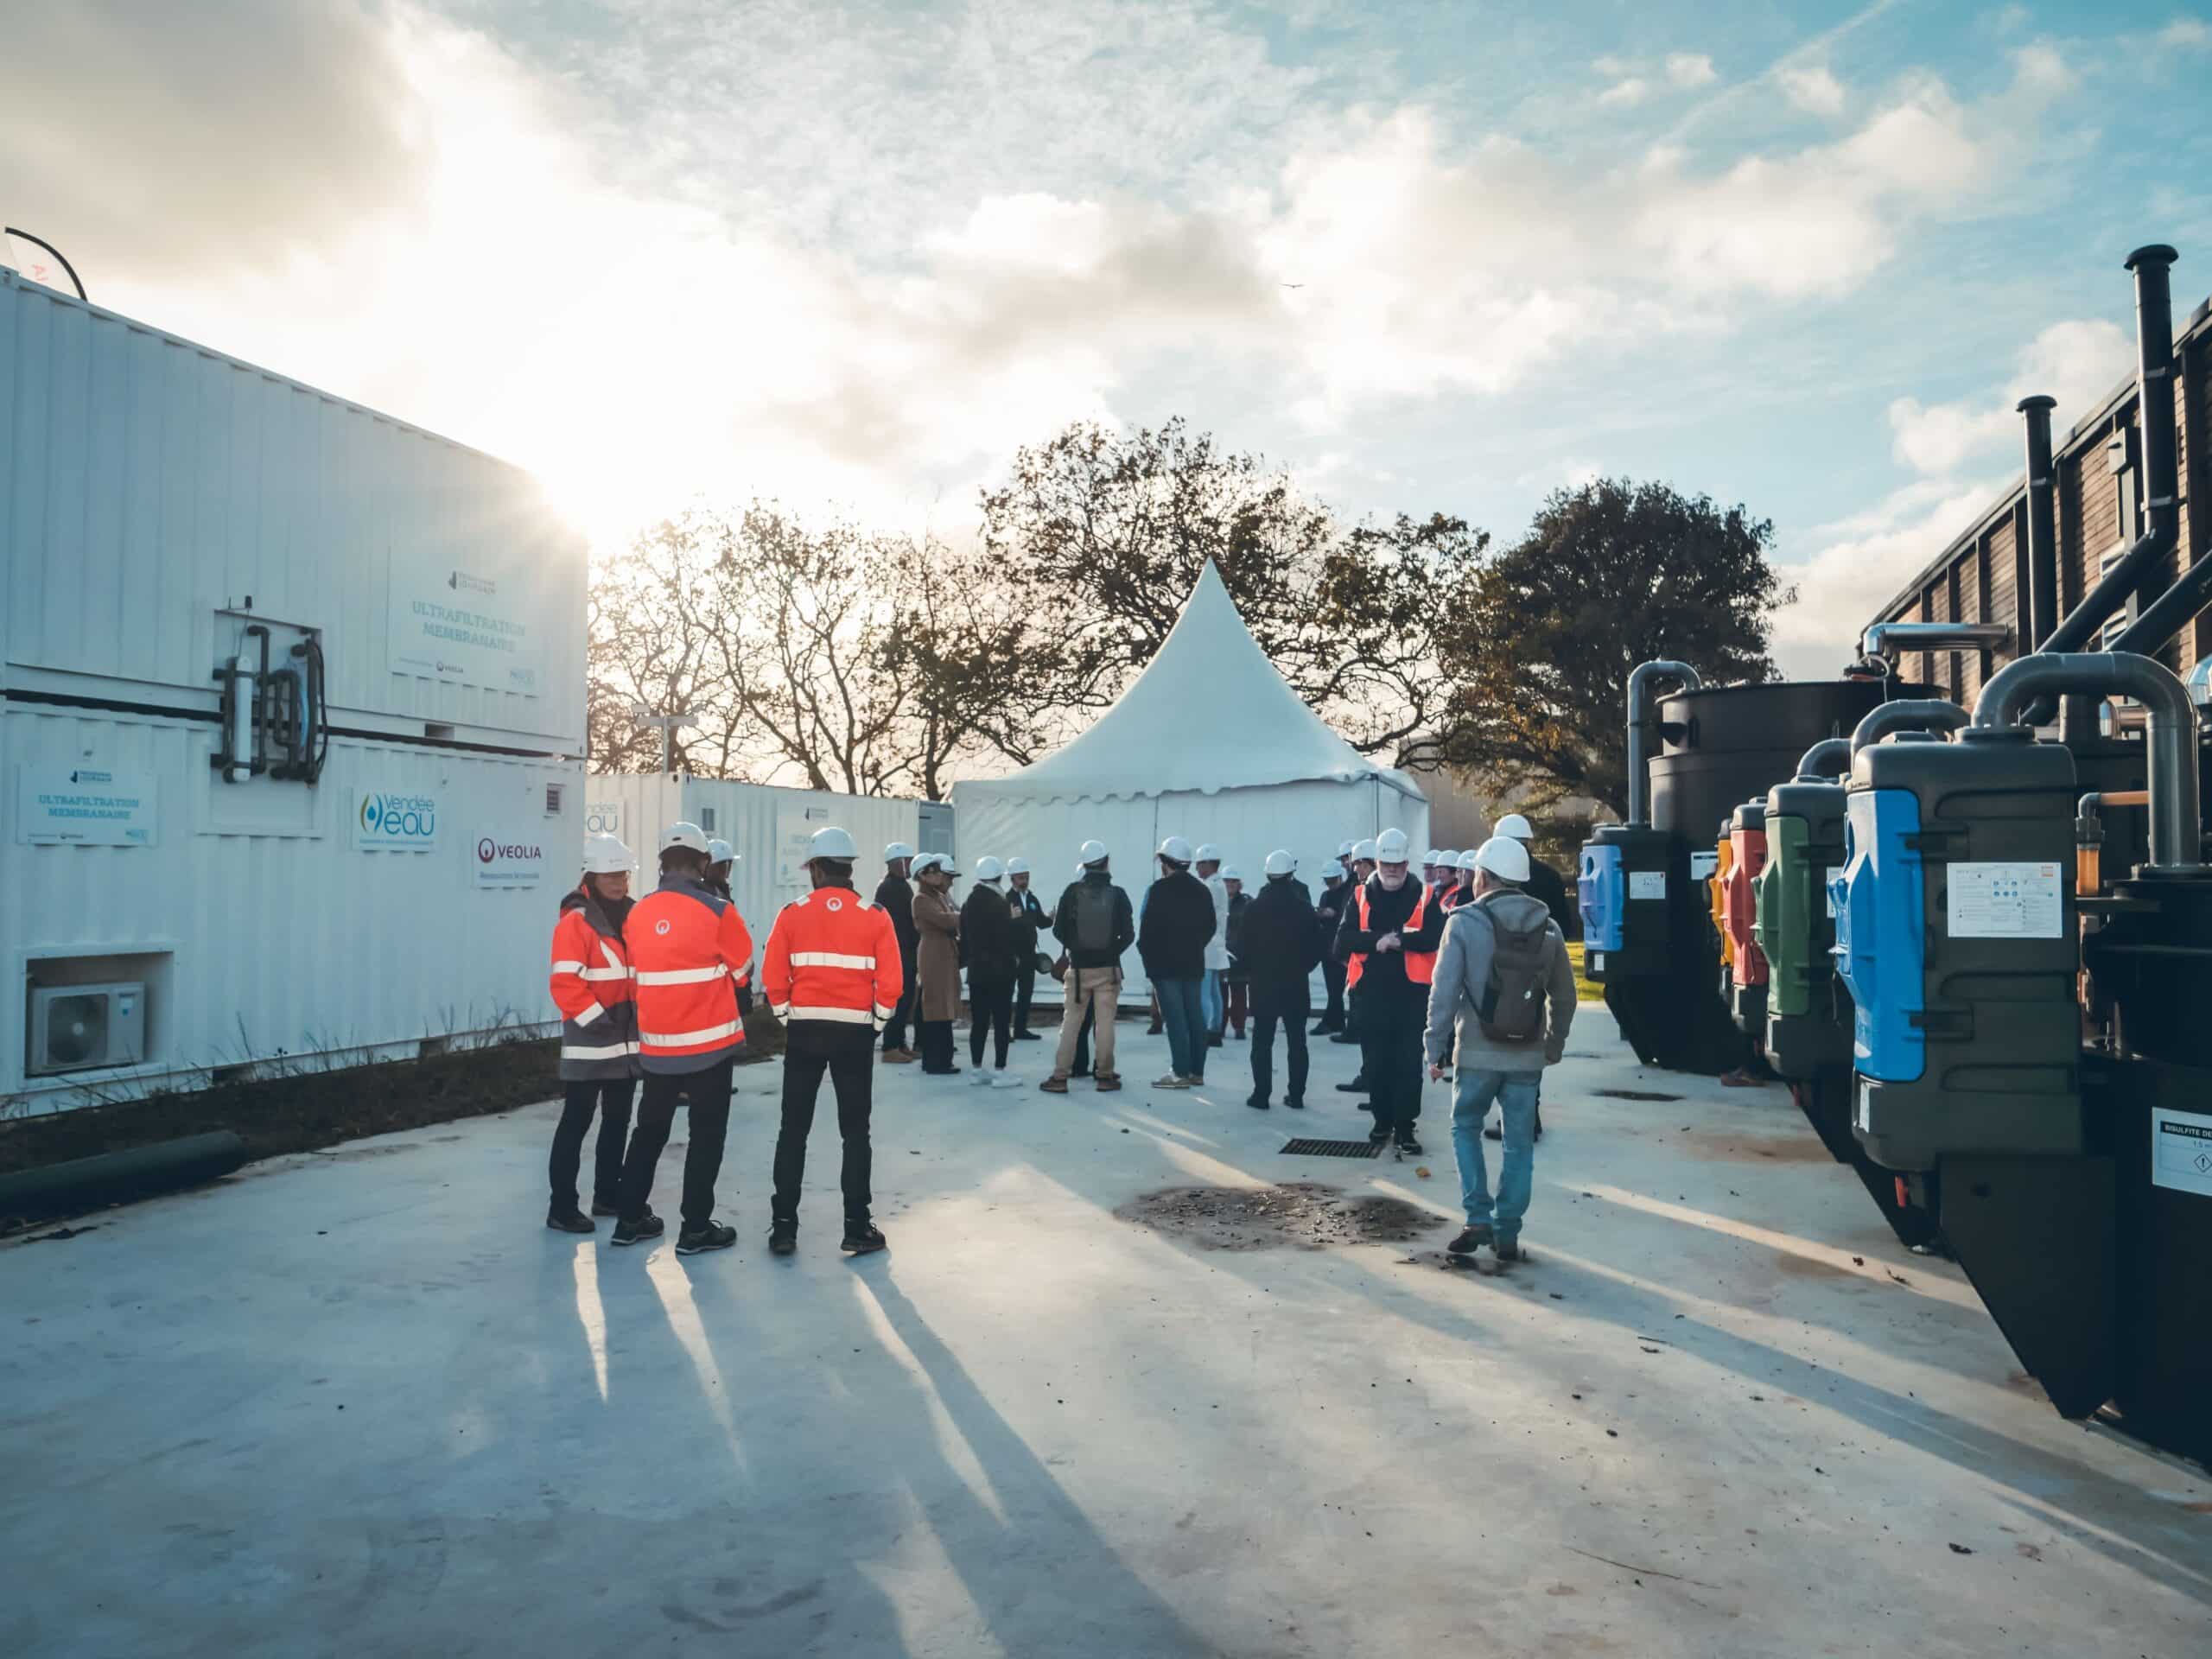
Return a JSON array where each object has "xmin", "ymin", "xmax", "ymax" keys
[
  {"xmin": 1156, "ymin": 977, "xmax": 1205, "ymax": 1078},
  {"xmin": 1452, "ymin": 1070, "xmax": 1541, "ymax": 1241},
  {"xmin": 1200, "ymin": 969, "xmax": 1224, "ymax": 1038}
]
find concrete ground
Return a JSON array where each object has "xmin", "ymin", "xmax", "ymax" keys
[{"xmin": 3, "ymin": 1019, "xmax": 2207, "ymax": 1659}]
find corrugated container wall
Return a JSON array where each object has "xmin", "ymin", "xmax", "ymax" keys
[
  {"xmin": 585, "ymin": 775, "xmax": 929, "ymax": 974},
  {"xmin": 2, "ymin": 270, "xmax": 585, "ymax": 750}
]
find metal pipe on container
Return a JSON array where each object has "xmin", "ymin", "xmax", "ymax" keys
[
  {"xmin": 1625, "ymin": 660, "xmax": 1700, "ymax": 826},
  {"xmin": 1973, "ymin": 651, "xmax": 2203, "ymax": 870},
  {"xmin": 1849, "ymin": 697, "xmax": 1969, "ymax": 755},
  {"xmin": 1795, "ymin": 737, "xmax": 1853, "ymax": 779},
  {"xmin": 1858, "ymin": 621, "xmax": 2012, "ymax": 680}
]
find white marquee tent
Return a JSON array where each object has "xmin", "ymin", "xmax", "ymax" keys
[{"xmin": 951, "ymin": 561, "xmax": 1429, "ymax": 996}]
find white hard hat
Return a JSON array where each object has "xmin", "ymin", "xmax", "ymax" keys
[
  {"xmin": 1006, "ymin": 856, "xmax": 1029, "ymax": 875},
  {"xmin": 807, "ymin": 826, "xmax": 858, "ymax": 861},
  {"xmin": 582, "ymin": 833, "xmax": 636, "ymax": 874},
  {"xmin": 1422, "ymin": 849, "xmax": 1441, "ymax": 867},
  {"xmin": 705, "ymin": 838, "xmax": 734, "ymax": 865},
  {"xmin": 1494, "ymin": 813, "xmax": 1534, "ymax": 841},
  {"xmin": 1475, "ymin": 836, "xmax": 1532, "ymax": 883},
  {"xmin": 662, "ymin": 821, "xmax": 709, "ymax": 855},
  {"xmin": 1194, "ymin": 842, "xmax": 1222, "ymax": 863},
  {"xmin": 1222, "ymin": 867, "xmax": 1243, "ymax": 883},
  {"xmin": 884, "ymin": 840, "xmax": 915, "ymax": 861},
  {"xmin": 1438, "ymin": 849, "xmax": 1459, "ymax": 867},
  {"xmin": 1158, "ymin": 835, "xmax": 1194, "ymax": 864},
  {"xmin": 912, "ymin": 851, "xmax": 947, "ymax": 876},
  {"xmin": 1337, "ymin": 840, "xmax": 1354, "ymax": 858},
  {"xmin": 1456, "ymin": 848, "xmax": 1482, "ymax": 871},
  {"xmin": 1078, "ymin": 838, "xmax": 1109, "ymax": 866},
  {"xmin": 1321, "ymin": 860, "xmax": 1344, "ymax": 880},
  {"xmin": 1375, "ymin": 828, "xmax": 1412, "ymax": 862},
  {"xmin": 1351, "ymin": 837, "xmax": 1379, "ymax": 862},
  {"xmin": 974, "ymin": 855, "xmax": 1005, "ymax": 881},
  {"xmin": 1263, "ymin": 849, "xmax": 1296, "ymax": 876}
]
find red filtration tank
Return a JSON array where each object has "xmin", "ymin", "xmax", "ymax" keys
[{"xmin": 1725, "ymin": 799, "xmax": 1769, "ymax": 1036}]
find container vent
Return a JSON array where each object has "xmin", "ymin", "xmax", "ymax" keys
[{"xmin": 544, "ymin": 783, "xmax": 566, "ymax": 815}]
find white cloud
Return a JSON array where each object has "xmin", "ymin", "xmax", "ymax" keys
[
  {"xmin": 1666, "ymin": 52, "xmax": 1718, "ymax": 88},
  {"xmin": 1779, "ymin": 63, "xmax": 1848, "ymax": 116},
  {"xmin": 2159, "ymin": 16, "xmax": 2212, "ymax": 48},
  {"xmin": 1887, "ymin": 318, "xmax": 2131, "ymax": 475},
  {"xmin": 1599, "ymin": 76, "xmax": 1650, "ymax": 107}
]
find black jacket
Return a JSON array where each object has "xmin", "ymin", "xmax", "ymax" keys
[
  {"xmin": 1007, "ymin": 884, "xmax": 1049, "ymax": 960},
  {"xmin": 1238, "ymin": 876, "xmax": 1321, "ymax": 994},
  {"xmin": 1524, "ymin": 855, "xmax": 1576, "ymax": 939},
  {"xmin": 1223, "ymin": 892, "xmax": 1253, "ymax": 982},
  {"xmin": 1052, "ymin": 872, "xmax": 1136, "ymax": 969},
  {"xmin": 961, "ymin": 882, "xmax": 1020, "ymax": 988},
  {"xmin": 1138, "ymin": 869, "xmax": 1216, "ymax": 982},
  {"xmin": 876, "ymin": 872, "xmax": 919, "ymax": 963},
  {"xmin": 1333, "ymin": 874, "xmax": 1445, "ymax": 998},
  {"xmin": 1314, "ymin": 878, "xmax": 1349, "ymax": 963}
]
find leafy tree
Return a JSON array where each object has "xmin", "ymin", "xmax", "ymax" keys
[
  {"xmin": 979, "ymin": 418, "xmax": 1485, "ymax": 761},
  {"xmin": 1436, "ymin": 478, "xmax": 1793, "ymax": 818}
]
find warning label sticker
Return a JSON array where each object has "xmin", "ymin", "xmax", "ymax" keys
[
  {"xmin": 2152, "ymin": 1107, "xmax": 2212, "ymax": 1198},
  {"xmin": 1946, "ymin": 861, "xmax": 2063, "ymax": 939},
  {"xmin": 1689, "ymin": 851, "xmax": 1719, "ymax": 881},
  {"xmin": 1629, "ymin": 870, "xmax": 1666, "ymax": 900}
]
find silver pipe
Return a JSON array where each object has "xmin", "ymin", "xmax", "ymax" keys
[
  {"xmin": 1626, "ymin": 660, "xmax": 1700, "ymax": 826},
  {"xmin": 1859, "ymin": 620, "xmax": 2013, "ymax": 677},
  {"xmin": 1850, "ymin": 698, "xmax": 1968, "ymax": 755},
  {"xmin": 1795, "ymin": 737, "xmax": 1852, "ymax": 779},
  {"xmin": 1972, "ymin": 651, "xmax": 2202, "ymax": 870}
]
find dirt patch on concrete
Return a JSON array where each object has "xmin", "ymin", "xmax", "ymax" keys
[
  {"xmin": 1117, "ymin": 1181, "xmax": 1445, "ymax": 1252},
  {"xmin": 1773, "ymin": 1249, "xmax": 1855, "ymax": 1280},
  {"xmin": 1676, "ymin": 1128, "xmax": 1830, "ymax": 1164}
]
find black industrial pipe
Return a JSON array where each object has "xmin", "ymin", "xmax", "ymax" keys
[
  {"xmin": 1625, "ymin": 659, "xmax": 1700, "ymax": 826},
  {"xmin": 1794, "ymin": 736, "xmax": 1852, "ymax": 779},
  {"xmin": 1849, "ymin": 697, "xmax": 1969, "ymax": 755},
  {"xmin": 0, "ymin": 1132, "xmax": 247, "ymax": 1226},
  {"xmin": 2018, "ymin": 394, "xmax": 2060, "ymax": 649}
]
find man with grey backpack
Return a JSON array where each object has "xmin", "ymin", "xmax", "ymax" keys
[{"xmin": 1425, "ymin": 835, "xmax": 1577, "ymax": 1264}]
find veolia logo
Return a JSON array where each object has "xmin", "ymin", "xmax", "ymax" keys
[
  {"xmin": 359, "ymin": 792, "xmax": 438, "ymax": 844},
  {"xmin": 478, "ymin": 837, "xmax": 543, "ymax": 863},
  {"xmin": 655, "ymin": 919, "xmax": 671, "ymax": 935}
]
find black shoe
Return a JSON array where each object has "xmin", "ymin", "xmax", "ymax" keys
[
  {"xmin": 1396, "ymin": 1134, "xmax": 1424, "ymax": 1156},
  {"xmin": 923, "ymin": 1065, "xmax": 962, "ymax": 1076},
  {"xmin": 842, "ymin": 1222, "xmax": 887, "ymax": 1255},
  {"xmin": 675, "ymin": 1220, "xmax": 737, "ymax": 1255},
  {"xmin": 1447, "ymin": 1224, "xmax": 1492, "ymax": 1257},
  {"xmin": 768, "ymin": 1220, "xmax": 798, "ymax": 1256},
  {"xmin": 1335, "ymin": 1080, "xmax": 1368, "ymax": 1095},
  {"xmin": 1368, "ymin": 1124, "xmax": 1392, "ymax": 1145},
  {"xmin": 589, "ymin": 1198, "xmax": 620, "ymax": 1217},
  {"xmin": 610, "ymin": 1210, "xmax": 665, "ymax": 1247},
  {"xmin": 1329, "ymin": 1033, "xmax": 1359, "ymax": 1046},
  {"xmin": 1014, "ymin": 1029, "xmax": 1044, "ymax": 1040},
  {"xmin": 1285, "ymin": 1096, "xmax": 1305, "ymax": 1110},
  {"xmin": 1245, "ymin": 1093, "xmax": 1270, "ymax": 1110},
  {"xmin": 1483, "ymin": 1120, "xmax": 1502, "ymax": 1141},
  {"xmin": 546, "ymin": 1207, "xmax": 594, "ymax": 1235},
  {"xmin": 1495, "ymin": 1237, "xmax": 1525, "ymax": 1265},
  {"xmin": 1207, "ymin": 1034, "xmax": 1224, "ymax": 1047},
  {"xmin": 1535, "ymin": 1110, "xmax": 1545, "ymax": 1142}
]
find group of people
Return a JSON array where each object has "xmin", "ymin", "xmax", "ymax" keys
[{"xmin": 543, "ymin": 810, "xmax": 1580, "ymax": 1266}]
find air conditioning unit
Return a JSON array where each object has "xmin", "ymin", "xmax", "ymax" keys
[{"xmin": 27, "ymin": 982, "xmax": 147, "ymax": 1077}]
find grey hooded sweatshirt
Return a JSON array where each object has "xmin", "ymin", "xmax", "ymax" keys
[{"xmin": 1424, "ymin": 887, "xmax": 1578, "ymax": 1074}]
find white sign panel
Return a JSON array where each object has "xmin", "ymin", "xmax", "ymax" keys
[
  {"xmin": 354, "ymin": 790, "xmax": 442, "ymax": 852},
  {"xmin": 584, "ymin": 800, "xmax": 625, "ymax": 839},
  {"xmin": 1629, "ymin": 870, "xmax": 1667, "ymax": 900},
  {"xmin": 2151, "ymin": 1106, "xmax": 2212, "ymax": 1198},
  {"xmin": 775, "ymin": 806, "xmax": 835, "ymax": 893},
  {"xmin": 388, "ymin": 563, "xmax": 543, "ymax": 695},
  {"xmin": 1689, "ymin": 850, "xmax": 1719, "ymax": 880},
  {"xmin": 17, "ymin": 768, "xmax": 156, "ymax": 846},
  {"xmin": 1946, "ymin": 861, "xmax": 2063, "ymax": 939},
  {"xmin": 474, "ymin": 828, "xmax": 547, "ymax": 888}
]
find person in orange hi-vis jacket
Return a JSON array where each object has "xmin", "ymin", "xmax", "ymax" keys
[
  {"xmin": 760, "ymin": 826, "xmax": 905, "ymax": 1257},
  {"xmin": 607, "ymin": 821, "xmax": 754, "ymax": 1255},
  {"xmin": 543, "ymin": 832, "xmax": 643, "ymax": 1234}
]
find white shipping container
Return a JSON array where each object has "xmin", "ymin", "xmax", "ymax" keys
[
  {"xmin": 586, "ymin": 775, "xmax": 931, "ymax": 968},
  {"xmin": 2, "ymin": 270, "xmax": 585, "ymax": 750},
  {"xmin": 1, "ymin": 704, "xmax": 581, "ymax": 1113}
]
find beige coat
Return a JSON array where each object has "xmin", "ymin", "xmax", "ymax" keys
[{"xmin": 912, "ymin": 885, "xmax": 963, "ymax": 1022}]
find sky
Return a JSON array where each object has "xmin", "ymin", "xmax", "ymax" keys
[{"xmin": 8, "ymin": 0, "xmax": 2212, "ymax": 679}]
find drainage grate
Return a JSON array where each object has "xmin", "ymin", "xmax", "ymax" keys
[
  {"xmin": 1280, "ymin": 1138, "xmax": 1383, "ymax": 1159},
  {"xmin": 1593, "ymin": 1088, "xmax": 1682, "ymax": 1102}
]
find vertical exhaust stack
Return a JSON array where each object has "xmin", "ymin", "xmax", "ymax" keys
[
  {"xmin": 1625, "ymin": 660, "xmax": 1700, "ymax": 827},
  {"xmin": 2018, "ymin": 394, "xmax": 2060, "ymax": 649}
]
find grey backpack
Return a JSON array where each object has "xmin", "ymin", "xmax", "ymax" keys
[{"xmin": 1474, "ymin": 895, "xmax": 1553, "ymax": 1044}]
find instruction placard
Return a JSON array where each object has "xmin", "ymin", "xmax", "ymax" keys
[
  {"xmin": 2152, "ymin": 1106, "xmax": 2212, "ymax": 1198},
  {"xmin": 1689, "ymin": 850, "xmax": 1719, "ymax": 881},
  {"xmin": 17, "ymin": 767, "xmax": 156, "ymax": 846},
  {"xmin": 1629, "ymin": 870, "xmax": 1666, "ymax": 900},
  {"xmin": 1945, "ymin": 861, "xmax": 2063, "ymax": 938}
]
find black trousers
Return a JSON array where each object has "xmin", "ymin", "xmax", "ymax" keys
[
  {"xmin": 1318, "ymin": 957, "xmax": 1346, "ymax": 1027},
  {"xmin": 549, "ymin": 1077, "xmax": 635, "ymax": 1211},
  {"xmin": 1249, "ymin": 986, "xmax": 1309, "ymax": 1103},
  {"xmin": 1013, "ymin": 957, "xmax": 1038, "ymax": 1033},
  {"xmin": 1071, "ymin": 999, "xmax": 1097, "ymax": 1075},
  {"xmin": 969, "ymin": 982, "xmax": 1013, "ymax": 1068},
  {"xmin": 1360, "ymin": 987, "xmax": 1425, "ymax": 1138},
  {"xmin": 772, "ymin": 1023, "xmax": 874, "ymax": 1225},
  {"xmin": 918, "ymin": 1019, "xmax": 957, "ymax": 1072},
  {"xmin": 617, "ymin": 1058, "xmax": 734, "ymax": 1227},
  {"xmin": 881, "ymin": 961, "xmax": 916, "ymax": 1052}
]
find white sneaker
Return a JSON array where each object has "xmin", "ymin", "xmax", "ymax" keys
[
  {"xmin": 968, "ymin": 1070, "xmax": 994, "ymax": 1088},
  {"xmin": 991, "ymin": 1071, "xmax": 1024, "ymax": 1090},
  {"xmin": 1153, "ymin": 1074, "xmax": 1189, "ymax": 1090}
]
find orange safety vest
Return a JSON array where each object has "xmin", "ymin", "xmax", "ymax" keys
[
  {"xmin": 1344, "ymin": 880, "xmax": 1436, "ymax": 991},
  {"xmin": 549, "ymin": 893, "xmax": 639, "ymax": 1080},
  {"xmin": 761, "ymin": 886, "xmax": 906, "ymax": 1031},
  {"xmin": 627, "ymin": 877, "xmax": 754, "ymax": 1073}
]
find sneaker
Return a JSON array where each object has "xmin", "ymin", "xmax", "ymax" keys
[
  {"xmin": 1395, "ymin": 1134, "xmax": 1425, "ymax": 1156},
  {"xmin": 1146, "ymin": 1023, "xmax": 1164, "ymax": 1036},
  {"xmin": 1244, "ymin": 1093, "xmax": 1270, "ymax": 1110},
  {"xmin": 610, "ymin": 1210, "xmax": 665, "ymax": 1248},
  {"xmin": 589, "ymin": 1198, "xmax": 620, "ymax": 1217},
  {"xmin": 1367, "ymin": 1123, "xmax": 1392, "ymax": 1145},
  {"xmin": 1154, "ymin": 1074, "xmax": 1189, "ymax": 1090},
  {"xmin": 1095, "ymin": 1075, "xmax": 1122, "ymax": 1093},
  {"xmin": 768, "ymin": 1220, "xmax": 798, "ymax": 1256},
  {"xmin": 546, "ymin": 1207, "xmax": 594, "ymax": 1235},
  {"xmin": 990, "ymin": 1072, "xmax": 1025, "ymax": 1090},
  {"xmin": 1285, "ymin": 1096, "xmax": 1305, "ymax": 1110},
  {"xmin": 1494, "ymin": 1237, "xmax": 1525, "ymax": 1265},
  {"xmin": 968, "ymin": 1070, "xmax": 995, "ymax": 1088},
  {"xmin": 842, "ymin": 1222, "xmax": 887, "ymax": 1255},
  {"xmin": 1014, "ymin": 1030, "xmax": 1044, "ymax": 1041},
  {"xmin": 1039, "ymin": 1076, "xmax": 1071, "ymax": 1094},
  {"xmin": 1181, "ymin": 1074, "xmax": 1206, "ymax": 1088},
  {"xmin": 881, "ymin": 1049, "xmax": 917, "ymax": 1065},
  {"xmin": 675, "ymin": 1220, "xmax": 737, "ymax": 1255},
  {"xmin": 1447, "ymin": 1224, "xmax": 1492, "ymax": 1257}
]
